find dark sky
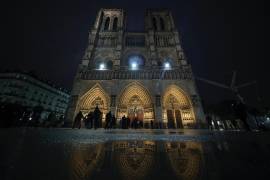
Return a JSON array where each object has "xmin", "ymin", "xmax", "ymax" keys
[{"xmin": 3, "ymin": 0, "xmax": 269, "ymax": 108}]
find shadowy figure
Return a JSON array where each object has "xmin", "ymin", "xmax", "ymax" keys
[
  {"xmin": 234, "ymin": 101, "xmax": 251, "ymax": 131},
  {"xmin": 126, "ymin": 117, "xmax": 130, "ymax": 129},
  {"xmin": 72, "ymin": 111, "xmax": 83, "ymax": 129},
  {"xmin": 134, "ymin": 117, "xmax": 138, "ymax": 129},
  {"xmin": 85, "ymin": 112, "xmax": 93, "ymax": 129},
  {"xmin": 105, "ymin": 111, "xmax": 112, "ymax": 129},
  {"xmin": 150, "ymin": 120, "xmax": 154, "ymax": 129},
  {"xmin": 93, "ymin": 106, "xmax": 102, "ymax": 129},
  {"xmin": 206, "ymin": 115, "xmax": 213, "ymax": 130},
  {"xmin": 121, "ymin": 115, "xmax": 126, "ymax": 129}
]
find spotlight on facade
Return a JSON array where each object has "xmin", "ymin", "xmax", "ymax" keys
[
  {"xmin": 99, "ymin": 63, "xmax": 106, "ymax": 70},
  {"xmin": 164, "ymin": 62, "xmax": 171, "ymax": 70},
  {"xmin": 131, "ymin": 62, "xmax": 138, "ymax": 70}
]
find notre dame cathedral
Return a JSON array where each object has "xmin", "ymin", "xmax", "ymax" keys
[{"xmin": 65, "ymin": 8, "xmax": 206, "ymax": 128}]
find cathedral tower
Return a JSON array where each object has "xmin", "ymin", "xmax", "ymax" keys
[{"xmin": 66, "ymin": 8, "xmax": 206, "ymax": 128}]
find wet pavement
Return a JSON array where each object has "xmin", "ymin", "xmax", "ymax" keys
[{"xmin": 1, "ymin": 128, "xmax": 270, "ymax": 180}]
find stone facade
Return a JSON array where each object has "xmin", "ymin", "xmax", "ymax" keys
[{"xmin": 66, "ymin": 8, "xmax": 206, "ymax": 128}]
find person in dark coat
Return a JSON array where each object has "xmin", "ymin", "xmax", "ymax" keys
[
  {"xmin": 127, "ymin": 117, "xmax": 130, "ymax": 129},
  {"xmin": 150, "ymin": 120, "xmax": 154, "ymax": 129},
  {"xmin": 234, "ymin": 101, "xmax": 251, "ymax": 131},
  {"xmin": 134, "ymin": 117, "xmax": 138, "ymax": 129},
  {"xmin": 72, "ymin": 111, "xmax": 83, "ymax": 129},
  {"xmin": 105, "ymin": 111, "xmax": 112, "ymax": 129},
  {"xmin": 206, "ymin": 115, "xmax": 213, "ymax": 130},
  {"xmin": 85, "ymin": 112, "xmax": 93, "ymax": 129},
  {"xmin": 93, "ymin": 106, "xmax": 102, "ymax": 129},
  {"xmin": 121, "ymin": 115, "xmax": 126, "ymax": 129}
]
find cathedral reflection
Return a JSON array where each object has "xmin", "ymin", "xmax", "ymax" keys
[{"xmin": 70, "ymin": 141, "xmax": 203, "ymax": 180}]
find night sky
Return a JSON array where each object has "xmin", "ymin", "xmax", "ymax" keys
[{"xmin": 3, "ymin": 0, "xmax": 269, "ymax": 108}]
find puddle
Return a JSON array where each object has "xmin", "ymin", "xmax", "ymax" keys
[{"xmin": 1, "ymin": 129, "xmax": 270, "ymax": 179}]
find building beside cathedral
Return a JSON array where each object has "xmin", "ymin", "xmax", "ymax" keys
[
  {"xmin": 66, "ymin": 8, "xmax": 205, "ymax": 128},
  {"xmin": 0, "ymin": 72, "xmax": 70, "ymax": 120}
]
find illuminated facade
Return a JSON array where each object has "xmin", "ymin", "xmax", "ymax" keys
[{"xmin": 66, "ymin": 8, "xmax": 205, "ymax": 128}]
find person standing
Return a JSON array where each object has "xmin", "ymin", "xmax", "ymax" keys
[
  {"xmin": 105, "ymin": 111, "xmax": 112, "ymax": 129},
  {"xmin": 150, "ymin": 120, "xmax": 154, "ymax": 129},
  {"xmin": 206, "ymin": 114, "xmax": 213, "ymax": 130},
  {"xmin": 121, "ymin": 115, "xmax": 126, "ymax": 129},
  {"xmin": 234, "ymin": 101, "xmax": 251, "ymax": 131},
  {"xmin": 85, "ymin": 112, "xmax": 93, "ymax": 129},
  {"xmin": 72, "ymin": 111, "xmax": 83, "ymax": 129},
  {"xmin": 93, "ymin": 106, "xmax": 102, "ymax": 129}
]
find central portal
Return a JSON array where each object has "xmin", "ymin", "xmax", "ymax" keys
[
  {"xmin": 117, "ymin": 82, "xmax": 154, "ymax": 127},
  {"xmin": 127, "ymin": 95, "xmax": 144, "ymax": 122}
]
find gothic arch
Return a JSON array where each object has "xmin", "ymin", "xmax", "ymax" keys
[
  {"xmin": 78, "ymin": 83, "xmax": 110, "ymax": 115},
  {"xmin": 112, "ymin": 17, "xmax": 118, "ymax": 31},
  {"xmin": 122, "ymin": 50, "xmax": 148, "ymax": 67},
  {"xmin": 117, "ymin": 82, "xmax": 154, "ymax": 123},
  {"xmin": 160, "ymin": 17, "xmax": 165, "ymax": 31},
  {"xmin": 152, "ymin": 17, "xmax": 157, "ymax": 30},
  {"xmin": 104, "ymin": 17, "xmax": 110, "ymax": 31},
  {"xmin": 162, "ymin": 85, "xmax": 195, "ymax": 128}
]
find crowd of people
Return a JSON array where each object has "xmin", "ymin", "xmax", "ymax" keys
[
  {"xmin": 72, "ymin": 106, "xmax": 147, "ymax": 129},
  {"xmin": 119, "ymin": 115, "xmax": 144, "ymax": 129}
]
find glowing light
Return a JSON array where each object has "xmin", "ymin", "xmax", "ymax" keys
[
  {"xmin": 163, "ymin": 62, "xmax": 171, "ymax": 70},
  {"xmin": 128, "ymin": 55, "xmax": 144, "ymax": 70},
  {"xmin": 99, "ymin": 63, "xmax": 106, "ymax": 70},
  {"xmin": 131, "ymin": 62, "xmax": 138, "ymax": 70},
  {"xmin": 29, "ymin": 117, "xmax": 32, "ymax": 121},
  {"xmin": 164, "ymin": 62, "xmax": 171, "ymax": 69}
]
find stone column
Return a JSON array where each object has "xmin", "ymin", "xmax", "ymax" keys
[
  {"xmin": 110, "ymin": 95, "xmax": 117, "ymax": 116},
  {"xmin": 154, "ymin": 95, "xmax": 163, "ymax": 128}
]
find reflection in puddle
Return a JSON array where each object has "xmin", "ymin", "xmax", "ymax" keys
[{"xmin": 70, "ymin": 141, "xmax": 203, "ymax": 180}]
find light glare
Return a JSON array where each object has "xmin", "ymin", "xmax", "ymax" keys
[
  {"xmin": 131, "ymin": 62, "xmax": 138, "ymax": 70},
  {"xmin": 99, "ymin": 63, "xmax": 105, "ymax": 70},
  {"xmin": 164, "ymin": 62, "xmax": 171, "ymax": 70}
]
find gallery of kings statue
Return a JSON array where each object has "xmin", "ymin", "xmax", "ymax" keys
[{"xmin": 65, "ymin": 8, "xmax": 206, "ymax": 128}]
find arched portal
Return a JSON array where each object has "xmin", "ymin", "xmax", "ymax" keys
[
  {"xmin": 163, "ymin": 85, "xmax": 195, "ymax": 128},
  {"xmin": 117, "ymin": 82, "xmax": 154, "ymax": 127},
  {"xmin": 78, "ymin": 84, "xmax": 110, "ymax": 120}
]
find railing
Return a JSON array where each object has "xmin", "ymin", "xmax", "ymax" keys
[
  {"xmin": 154, "ymin": 35, "xmax": 175, "ymax": 47},
  {"xmin": 125, "ymin": 35, "xmax": 145, "ymax": 47},
  {"xmin": 80, "ymin": 67, "xmax": 193, "ymax": 80}
]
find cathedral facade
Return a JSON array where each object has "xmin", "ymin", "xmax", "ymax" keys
[{"xmin": 65, "ymin": 8, "xmax": 206, "ymax": 128}]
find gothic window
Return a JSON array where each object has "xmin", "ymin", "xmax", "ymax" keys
[
  {"xmin": 104, "ymin": 17, "xmax": 110, "ymax": 31},
  {"xmin": 152, "ymin": 17, "xmax": 157, "ymax": 30},
  {"xmin": 112, "ymin": 17, "xmax": 118, "ymax": 31},
  {"xmin": 160, "ymin": 17, "xmax": 165, "ymax": 31}
]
